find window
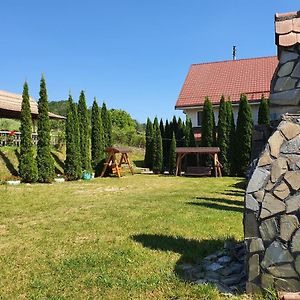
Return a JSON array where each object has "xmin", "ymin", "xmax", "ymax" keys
[{"xmin": 197, "ymin": 111, "xmax": 202, "ymax": 127}]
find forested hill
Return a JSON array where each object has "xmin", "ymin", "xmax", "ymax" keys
[{"xmin": 48, "ymin": 100, "xmax": 146, "ymax": 147}]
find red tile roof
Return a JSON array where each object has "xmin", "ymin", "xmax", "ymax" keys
[
  {"xmin": 275, "ymin": 11, "xmax": 300, "ymax": 47},
  {"xmin": 175, "ymin": 56, "xmax": 278, "ymax": 108}
]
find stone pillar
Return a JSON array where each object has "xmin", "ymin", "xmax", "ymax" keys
[{"xmin": 244, "ymin": 115, "xmax": 300, "ymax": 292}]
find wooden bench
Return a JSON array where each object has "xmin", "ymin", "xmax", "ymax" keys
[{"xmin": 185, "ymin": 166, "xmax": 212, "ymax": 177}]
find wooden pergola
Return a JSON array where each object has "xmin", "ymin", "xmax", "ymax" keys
[
  {"xmin": 101, "ymin": 147, "xmax": 134, "ymax": 178},
  {"xmin": 175, "ymin": 147, "xmax": 222, "ymax": 177}
]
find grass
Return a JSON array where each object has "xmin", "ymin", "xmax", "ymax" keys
[{"xmin": 0, "ymin": 174, "xmax": 247, "ymax": 299}]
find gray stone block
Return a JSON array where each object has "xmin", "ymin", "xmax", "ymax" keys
[
  {"xmin": 273, "ymin": 182, "xmax": 290, "ymax": 200},
  {"xmin": 286, "ymin": 194, "xmax": 300, "ymax": 213},
  {"xmin": 268, "ymin": 264, "xmax": 298, "ymax": 278},
  {"xmin": 261, "ymin": 273, "xmax": 274, "ymax": 289},
  {"xmin": 291, "ymin": 229, "xmax": 300, "ymax": 253},
  {"xmin": 260, "ymin": 193, "xmax": 285, "ymax": 219},
  {"xmin": 244, "ymin": 212, "xmax": 260, "ymax": 238},
  {"xmin": 253, "ymin": 190, "xmax": 265, "ymax": 202},
  {"xmin": 280, "ymin": 51, "xmax": 299, "ymax": 64},
  {"xmin": 270, "ymin": 157, "xmax": 288, "ymax": 183},
  {"xmin": 274, "ymin": 77, "xmax": 298, "ymax": 92},
  {"xmin": 249, "ymin": 238, "xmax": 265, "ymax": 253},
  {"xmin": 280, "ymin": 121, "xmax": 300, "ymax": 140},
  {"xmin": 270, "ymin": 88, "xmax": 300, "ymax": 106},
  {"xmin": 261, "ymin": 241, "xmax": 293, "ymax": 269},
  {"xmin": 257, "ymin": 151, "xmax": 272, "ymax": 167},
  {"xmin": 294, "ymin": 255, "xmax": 300, "ymax": 275},
  {"xmin": 259, "ymin": 217, "xmax": 278, "ymax": 242},
  {"xmin": 278, "ymin": 61, "xmax": 295, "ymax": 77},
  {"xmin": 281, "ymin": 135, "xmax": 300, "ymax": 154},
  {"xmin": 284, "ymin": 171, "xmax": 300, "ymax": 190},
  {"xmin": 245, "ymin": 194, "xmax": 260, "ymax": 212},
  {"xmin": 247, "ymin": 168, "xmax": 270, "ymax": 193},
  {"xmin": 280, "ymin": 215, "xmax": 299, "ymax": 242},
  {"xmin": 292, "ymin": 61, "xmax": 300, "ymax": 78},
  {"xmin": 275, "ymin": 278, "xmax": 300, "ymax": 292},
  {"xmin": 248, "ymin": 254, "xmax": 260, "ymax": 281},
  {"xmin": 268, "ymin": 131, "xmax": 285, "ymax": 158}
]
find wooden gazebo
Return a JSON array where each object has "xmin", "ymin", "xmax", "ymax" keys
[
  {"xmin": 100, "ymin": 147, "xmax": 134, "ymax": 178},
  {"xmin": 175, "ymin": 147, "xmax": 222, "ymax": 177}
]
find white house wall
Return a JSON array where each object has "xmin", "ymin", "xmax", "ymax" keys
[{"xmin": 183, "ymin": 103, "xmax": 260, "ymax": 128}]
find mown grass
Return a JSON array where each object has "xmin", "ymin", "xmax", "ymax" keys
[{"xmin": 0, "ymin": 175, "xmax": 246, "ymax": 299}]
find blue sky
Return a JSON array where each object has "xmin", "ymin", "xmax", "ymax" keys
[{"xmin": 0, "ymin": 1, "xmax": 298, "ymax": 122}]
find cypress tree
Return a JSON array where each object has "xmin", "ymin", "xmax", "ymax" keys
[
  {"xmin": 185, "ymin": 117, "xmax": 196, "ymax": 166},
  {"xmin": 177, "ymin": 117, "xmax": 185, "ymax": 147},
  {"xmin": 64, "ymin": 95, "xmax": 82, "ymax": 180},
  {"xmin": 101, "ymin": 102, "xmax": 112, "ymax": 148},
  {"xmin": 169, "ymin": 132, "xmax": 176, "ymax": 175},
  {"xmin": 235, "ymin": 94, "xmax": 253, "ymax": 176},
  {"xmin": 226, "ymin": 100, "xmax": 235, "ymax": 176},
  {"xmin": 78, "ymin": 91, "xmax": 92, "ymax": 172},
  {"xmin": 36, "ymin": 75, "xmax": 55, "ymax": 183},
  {"xmin": 201, "ymin": 97, "xmax": 216, "ymax": 147},
  {"xmin": 91, "ymin": 98, "xmax": 104, "ymax": 170},
  {"xmin": 159, "ymin": 118, "xmax": 165, "ymax": 138},
  {"xmin": 217, "ymin": 96, "xmax": 229, "ymax": 175},
  {"xmin": 144, "ymin": 117, "xmax": 153, "ymax": 169},
  {"xmin": 163, "ymin": 119, "xmax": 170, "ymax": 170},
  {"xmin": 258, "ymin": 94, "xmax": 270, "ymax": 125},
  {"xmin": 152, "ymin": 117, "xmax": 163, "ymax": 174},
  {"xmin": 19, "ymin": 82, "xmax": 38, "ymax": 183},
  {"xmin": 172, "ymin": 116, "xmax": 178, "ymax": 143}
]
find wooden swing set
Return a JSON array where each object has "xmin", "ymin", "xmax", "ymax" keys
[{"xmin": 100, "ymin": 147, "xmax": 134, "ymax": 178}]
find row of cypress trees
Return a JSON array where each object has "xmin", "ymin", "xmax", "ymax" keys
[
  {"xmin": 19, "ymin": 77, "xmax": 55, "ymax": 183},
  {"xmin": 144, "ymin": 116, "xmax": 195, "ymax": 174},
  {"xmin": 202, "ymin": 94, "xmax": 270, "ymax": 177},
  {"xmin": 64, "ymin": 95, "xmax": 112, "ymax": 180},
  {"xmin": 143, "ymin": 94, "xmax": 270, "ymax": 177},
  {"xmin": 19, "ymin": 77, "xmax": 113, "ymax": 183}
]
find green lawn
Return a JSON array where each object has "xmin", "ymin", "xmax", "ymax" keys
[{"xmin": 0, "ymin": 175, "xmax": 245, "ymax": 299}]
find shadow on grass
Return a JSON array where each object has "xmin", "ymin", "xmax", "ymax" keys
[
  {"xmin": 133, "ymin": 160, "xmax": 144, "ymax": 168},
  {"xmin": 230, "ymin": 179, "xmax": 246, "ymax": 190},
  {"xmin": 132, "ymin": 233, "xmax": 224, "ymax": 264},
  {"xmin": 0, "ymin": 150, "xmax": 19, "ymax": 176},
  {"xmin": 188, "ymin": 201, "xmax": 243, "ymax": 213},
  {"xmin": 195, "ymin": 197, "xmax": 243, "ymax": 207},
  {"xmin": 132, "ymin": 233, "xmax": 235, "ymax": 282},
  {"xmin": 222, "ymin": 190, "xmax": 245, "ymax": 197}
]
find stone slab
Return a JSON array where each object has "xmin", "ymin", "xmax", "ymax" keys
[
  {"xmin": 284, "ymin": 171, "xmax": 300, "ymax": 191},
  {"xmin": 261, "ymin": 273, "xmax": 274, "ymax": 289},
  {"xmin": 280, "ymin": 121, "xmax": 300, "ymax": 140},
  {"xmin": 273, "ymin": 181, "xmax": 290, "ymax": 200},
  {"xmin": 248, "ymin": 238, "xmax": 265, "ymax": 253},
  {"xmin": 278, "ymin": 61, "xmax": 295, "ymax": 77},
  {"xmin": 247, "ymin": 168, "xmax": 270, "ymax": 193},
  {"xmin": 274, "ymin": 77, "xmax": 298, "ymax": 92},
  {"xmin": 258, "ymin": 151, "xmax": 273, "ymax": 167},
  {"xmin": 253, "ymin": 190, "xmax": 265, "ymax": 202},
  {"xmin": 291, "ymin": 229, "xmax": 300, "ymax": 253},
  {"xmin": 245, "ymin": 194, "xmax": 260, "ymax": 212},
  {"xmin": 280, "ymin": 51, "xmax": 299, "ymax": 64},
  {"xmin": 294, "ymin": 255, "xmax": 300, "ymax": 275},
  {"xmin": 281, "ymin": 135, "xmax": 300, "ymax": 154},
  {"xmin": 259, "ymin": 217, "xmax": 278, "ymax": 242},
  {"xmin": 270, "ymin": 157, "xmax": 288, "ymax": 183},
  {"xmin": 286, "ymin": 194, "xmax": 300, "ymax": 213},
  {"xmin": 270, "ymin": 88, "xmax": 300, "ymax": 106},
  {"xmin": 267, "ymin": 264, "xmax": 298, "ymax": 278},
  {"xmin": 244, "ymin": 212, "xmax": 260, "ymax": 238},
  {"xmin": 268, "ymin": 131, "xmax": 285, "ymax": 158},
  {"xmin": 260, "ymin": 193, "xmax": 286, "ymax": 219},
  {"xmin": 261, "ymin": 241, "xmax": 293, "ymax": 269},
  {"xmin": 292, "ymin": 61, "xmax": 300, "ymax": 78},
  {"xmin": 275, "ymin": 278, "xmax": 300, "ymax": 292},
  {"xmin": 248, "ymin": 254, "xmax": 260, "ymax": 281},
  {"xmin": 280, "ymin": 215, "xmax": 299, "ymax": 242}
]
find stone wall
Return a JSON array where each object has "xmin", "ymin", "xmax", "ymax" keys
[
  {"xmin": 270, "ymin": 46, "xmax": 300, "ymax": 118},
  {"xmin": 244, "ymin": 114, "xmax": 300, "ymax": 292}
]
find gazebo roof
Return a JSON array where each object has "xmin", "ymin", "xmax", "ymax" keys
[{"xmin": 0, "ymin": 90, "xmax": 65, "ymax": 120}]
